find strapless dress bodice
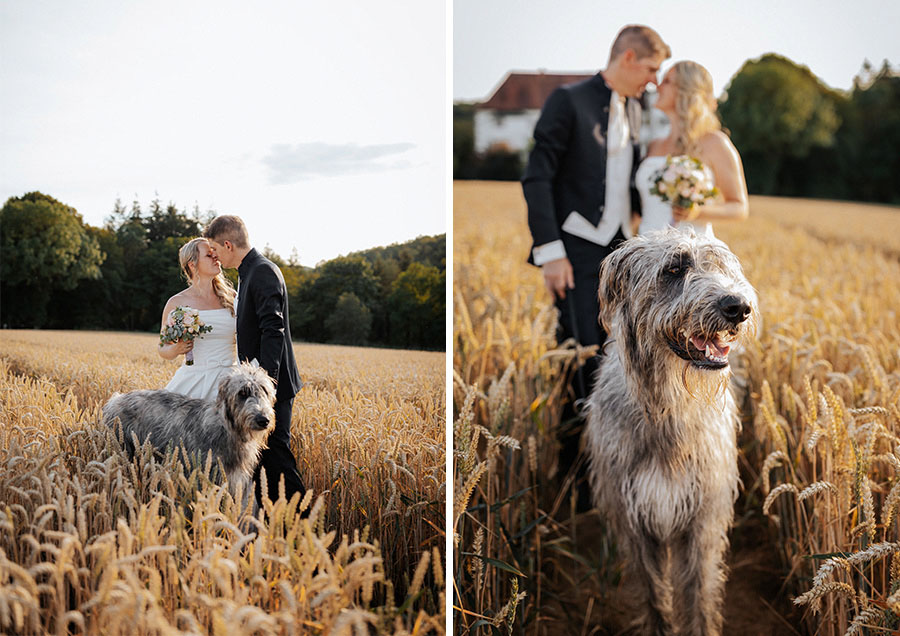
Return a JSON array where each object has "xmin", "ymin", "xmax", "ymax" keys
[
  {"xmin": 164, "ymin": 308, "xmax": 237, "ymax": 401},
  {"xmin": 635, "ymin": 155, "xmax": 713, "ymax": 237}
]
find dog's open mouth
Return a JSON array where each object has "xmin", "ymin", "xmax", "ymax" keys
[{"xmin": 669, "ymin": 329, "xmax": 735, "ymax": 370}]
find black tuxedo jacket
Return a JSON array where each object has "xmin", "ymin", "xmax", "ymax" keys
[
  {"xmin": 522, "ymin": 73, "xmax": 643, "ymax": 267},
  {"xmin": 236, "ymin": 248, "xmax": 302, "ymax": 401}
]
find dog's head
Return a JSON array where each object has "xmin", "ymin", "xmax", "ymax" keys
[
  {"xmin": 218, "ymin": 362, "xmax": 277, "ymax": 439},
  {"xmin": 598, "ymin": 228, "xmax": 758, "ymax": 373}
]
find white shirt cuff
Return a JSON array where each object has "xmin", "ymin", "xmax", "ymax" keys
[{"xmin": 532, "ymin": 240, "xmax": 567, "ymax": 266}]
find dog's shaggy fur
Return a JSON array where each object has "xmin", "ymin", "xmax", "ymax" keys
[
  {"xmin": 585, "ymin": 229, "xmax": 758, "ymax": 635},
  {"xmin": 102, "ymin": 362, "xmax": 276, "ymax": 498}
]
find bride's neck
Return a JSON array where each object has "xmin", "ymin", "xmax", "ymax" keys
[
  {"xmin": 665, "ymin": 115, "xmax": 684, "ymax": 143},
  {"xmin": 190, "ymin": 277, "xmax": 218, "ymax": 298}
]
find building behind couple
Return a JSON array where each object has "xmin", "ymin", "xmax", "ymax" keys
[
  {"xmin": 158, "ymin": 215, "xmax": 305, "ymax": 508},
  {"xmin": 520, "ymin": 25, "xmax": 749, "ymax": 507}
]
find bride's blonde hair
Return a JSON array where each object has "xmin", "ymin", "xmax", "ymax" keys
[
  {"xmin": 671, "ymin": 61, "xmax": 721, "ymax": 155},
  {"xmin": 179, "ymin": 237, "xmax": 236, "ymax": 316}
]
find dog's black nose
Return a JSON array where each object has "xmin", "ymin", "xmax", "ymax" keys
[
  {"xmin": 718, "ymin": 295, "xmax": 751, "ymax": 324},
  {"xmin": 254, "ymin": 415, "xmax": 270, "ymax": 429}
]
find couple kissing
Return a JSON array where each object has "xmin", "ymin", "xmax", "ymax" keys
[{"xmin": 158, "ymin": 215, "xmax": 305, "ymax": 508}]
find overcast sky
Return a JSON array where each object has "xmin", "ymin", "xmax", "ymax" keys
[
  {"xmin": 1, "ymin": 1, "xmax": 447, "ymax": 266},
  {"xmin": 454, "ymin": 0, "xmax": 899, "ymax": 102},
  {"xmin": 3, "ymin": 2, "xmax": 896, "ymax": 266}
]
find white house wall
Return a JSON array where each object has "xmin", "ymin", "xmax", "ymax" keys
[
  {"xmin": 473, "ymin": 109, "xmax": 541, "ymax": 155},
  {"xmin": 474, "ymin": 94, "xmax": 670, "ymax": 157},
  {"xmin": 641, "ymin": 92, "xmax": 670, "ymax": 150}
]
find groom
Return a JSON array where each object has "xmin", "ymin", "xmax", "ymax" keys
[
  {"xmin": 203, "ymin": 215, "xmax": 305, "ymax": 507},
  {"xmin": 522, "ymin": 25, "xmax": 670, "ymax": 504}
]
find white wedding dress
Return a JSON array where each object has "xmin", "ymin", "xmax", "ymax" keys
[
  {"xmin": 164, "ymin": 308, "xmax": 238, "ymax": 401},
  {"xmin": 635, "ymin": 155, "xmax": 714, "ymax": 237}
]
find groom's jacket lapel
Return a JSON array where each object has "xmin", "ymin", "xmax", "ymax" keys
[
  {"xmin": 523, "ymin": 73, "xmax": 614, "ymax": 263},
  {"xmin": 522, "ymin": 71, "xmax": 645, "ymax": 265}
]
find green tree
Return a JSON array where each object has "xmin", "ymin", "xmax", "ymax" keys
[
  {"xmin": 477, "ymin": 147, "xmax": 524, "ymax": 181},
  {"xmin": 105, "ymin": 196, "xmax": 128, "ymax": 229},
  {"xmin": 145, "ymin": 200, "xmax": 199, "ymax": 242},
  {"xmin": 325, "ymin": 292, "xmax": 372, "ymax": 345},
  {"xmin": 0, "ymin": 192, "xmax": 104, "ymax": 327},
  {"xmin": 136, "ymin": 237, "xmax": 190, "ymax": 331},
  {"xmin": 50, "ymin": 225, "xmax": 125, "ymax": 328},
  {"xmin": 719, "ymin": 54, "xmax": 842, "ymax": 194},
  {"xmin": 283, "ymin": 264, "xmax": 316, "ymax": 340},
  {"xmin": 129, "ymin": 197, "xmax": 142, "ymax": 221},
  {"xmin": 838, "ymin": 61, "xmax": 900, "ymax": 203},
  {"xmin": 262, "ymin": 245, "xmax": 287, "ymax": 267},
  {"xmin": 348, "ymin": 234, "xmax": 446, "ymax": 272},
  {"xmin": 388, "ymin": 262, "xmax": 444, "ymax": 350},
  {"xmin": 102, "ymin": 195, "xmax": 211, "ymax": 330},
  {"xmin": 189, "ymin": 202, "xmax": 217, "ymax": 229},
  {"xmin": 370, "ymin": 256, "xmax": 401, "ymax": 342},
  {"xmin": 454, "ymin": 102, "xmax": 478, "ymax": 179},
  {"xmin": 299, "ymin": 256, "xmax": 379, "ymax": 342},
  {"xmin": 113, "ymin": 212, "xmax": 151, "ymax": 330}
]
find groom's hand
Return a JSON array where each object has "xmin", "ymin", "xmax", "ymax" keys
[{"xmin": 542, "ymin": 258, "xmax": 574, "ymax": 300}]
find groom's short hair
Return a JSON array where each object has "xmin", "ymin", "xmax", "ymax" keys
[
  {"xmin": 609, "ymin": 25, "xmax": 670, "ymax": 62},
  {"xmin": 204, "ymin": 215, "xmax": 250, "ymax": 249}
]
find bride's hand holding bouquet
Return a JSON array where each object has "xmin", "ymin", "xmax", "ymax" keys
[
  {"xmin": 159, "ymin": 306, "xmax": 213, "ymax": 366},
  {"xmin": 650, "ymin": 155, "xmax": 720, "ymax": 223}
]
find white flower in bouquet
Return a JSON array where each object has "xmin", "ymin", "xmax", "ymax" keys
[
  {"xmin": 159, "ymin": 306, "xmax": 213, "ymax": 366},
  {"xmin": 650, "ymin": 155, "xmax": 720, "ymax": 211}
]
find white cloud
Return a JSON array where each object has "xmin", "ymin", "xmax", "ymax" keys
[
  {"xmin": 0, "ymin": 0, "xmax": 446, "ymax": 265},
  {"xmin": 262, "ymin": 142, "xmax": 416, "ymax": 182}
]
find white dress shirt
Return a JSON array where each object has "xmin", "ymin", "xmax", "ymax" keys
[{"xmin": 532, "ymin": 90, "xmax": 634, "ymax": 266}]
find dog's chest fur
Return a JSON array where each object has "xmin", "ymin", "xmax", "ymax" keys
[{"xmin": 586, "ymin": 350, "xmax": 739, "ymax": 540}]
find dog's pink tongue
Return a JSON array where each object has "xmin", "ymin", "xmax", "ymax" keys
[{"xmin": 690, "ymin": 335, "xmax": 731, "ymax": 358}]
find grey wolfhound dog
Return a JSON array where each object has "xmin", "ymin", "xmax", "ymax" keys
[
  {"xmin": 102, "ymin": 362, "xmax": 276, "ymax": 501},
  {"xmin": 585, "ymin": 228, "xmax": 758, "ymax": 635}
]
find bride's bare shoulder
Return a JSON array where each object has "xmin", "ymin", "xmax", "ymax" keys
[
  {"xmin": 163, "ymin": 289, "xmax": 195, "ymax": 314},
  {"xmin": 698, "ymin": 130, "xmax": 741, "ymax": 165},
  {"xmin": 698, "ymin": 130, "xmax": 736, "ymax": 153}
]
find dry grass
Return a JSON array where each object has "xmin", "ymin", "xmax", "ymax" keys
[
  {"xmin": 453, "ymin": 180, "xmax": 900, "ymax": 635},
  {"xmin": 0, "ymin": 332, "xmax": 445, "ymax": 635}
]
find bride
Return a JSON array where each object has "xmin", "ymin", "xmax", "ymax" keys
[
  {"xmin": 635, "ymin": 60, "xmax": 749, "ymax": 236},
  {"xmin": 158, "ymin": 237, "xmax": 238, "ymax": 401}
]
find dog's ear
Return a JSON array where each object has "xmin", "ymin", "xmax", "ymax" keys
[
  {"xmin": 597, "ymin": 242, "xmax": 638, "ymax": 330},
  {"xmin": 217, "ymin": 376, "xmax": 231, "ymax": 406}
]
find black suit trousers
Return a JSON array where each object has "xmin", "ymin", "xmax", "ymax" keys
[
  {"xmin": 554, "ymin": 232, "xmax": 624, "ymax": 510},
  {"xmin": 554, "ymin": 231, "xmax": 626, "ymax": 393},
  {"xmin": 253, "ymin": 397, "xmax": 305, "ymax": 507}
]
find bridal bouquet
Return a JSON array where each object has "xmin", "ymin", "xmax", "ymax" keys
[
  {"xmin": 160, "ymin": 306, "xmax": 212, "ymax": 366},
  {"xmin": 650, "ymin": 155, "xmax": 720, "ymax": 210}
]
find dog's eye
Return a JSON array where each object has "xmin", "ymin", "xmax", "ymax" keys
[
  {"xmin": 664, "ymin": 254, "xmax": 692, "ymax": 277},
  {"xmin": 239, "ymin": 387, "xmax": 250, "ymax": 399}
]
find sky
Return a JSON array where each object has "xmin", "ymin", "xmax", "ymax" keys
[
  {"xmin": 0, "ymin": 1, "xmax": 447, "ymax": 266},
  {"xmin": 454, "ymin": 0, "xmax": 899, "ymax": 102},
  {"xmin": 3, "ymin": 2, "xmax": 897, "ymax": 267}
]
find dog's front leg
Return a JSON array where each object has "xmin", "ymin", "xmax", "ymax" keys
[
  {"xmin": 671, "ymin": 523, "xmax": 727, "ymax": 636},
  {"xmin": 627, "ymin": 532, "xmax": 676, "ymax": 636}
]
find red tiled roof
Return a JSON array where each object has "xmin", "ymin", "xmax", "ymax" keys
[{"xmin": 478, "ymin": 71, "xmax": 595, "ymax": 111}]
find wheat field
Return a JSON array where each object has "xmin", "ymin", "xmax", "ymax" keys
[
  {"xmin": 0, "ymin": 331, "xmax": 445, "ymax": 635},
  {"xmin": 453, "ymin": 181, "xmax": 900, "ymax": 635}
]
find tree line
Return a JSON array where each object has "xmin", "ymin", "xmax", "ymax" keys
[
  {"xmin": 454, "ymin": 55, "xmax": 900, "ymax": 204},
  {"xmin": 0, "ymin": 192, "xmax": 445, "ymax": 351},
  {"xmin": 718, "ymin": 55, "xmax": 898, "ymax": 202}
]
